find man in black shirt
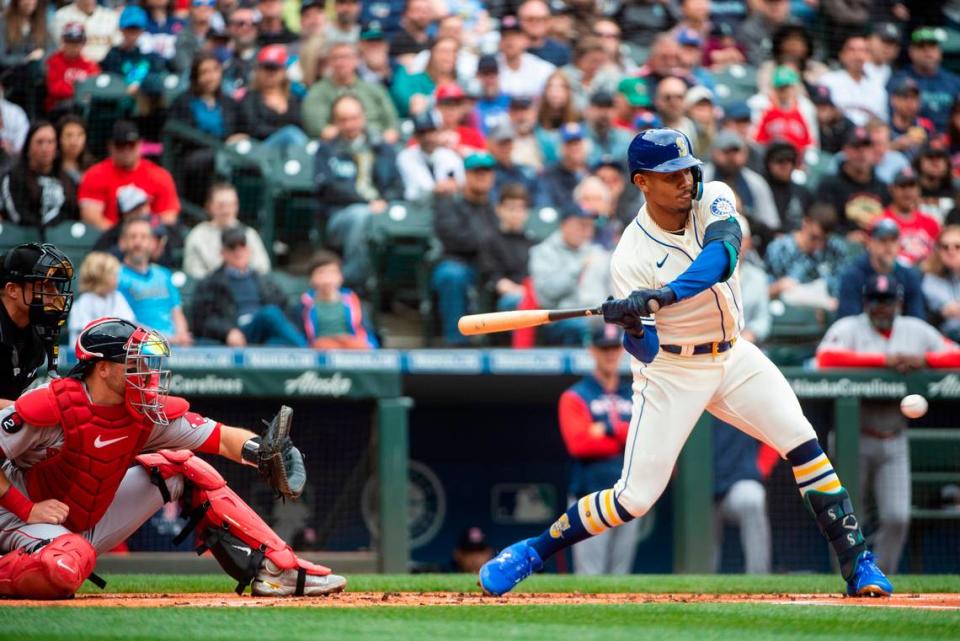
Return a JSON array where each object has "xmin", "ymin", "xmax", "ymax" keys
[
  {"xmin": 431, "ymin": 152, "xmax": 499, "ymax": 345},
  {"xmin": 817, "ymin": 127, "xmax": 889, "ymax": 238},
  {"xmin": 0, "ymin": 244, "xmax": 74, "ymax": 406}
]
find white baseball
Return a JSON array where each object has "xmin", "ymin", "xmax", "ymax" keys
[{"xmin": 900, "ymin": 394, "xmax": 928, "ymax": 419}]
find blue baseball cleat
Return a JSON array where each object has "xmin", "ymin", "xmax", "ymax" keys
[
  {"xmin": 478, "ymin": 538, "xmax": 543, "ymax": 596},
  {"xmin": 846, "ymin": 552, "xmax": 893, "ymax": 597}
]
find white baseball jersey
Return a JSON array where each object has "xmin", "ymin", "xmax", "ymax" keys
[{"xmin": 610, "ymin": 181, "xmax": 744, "ymax": 350}]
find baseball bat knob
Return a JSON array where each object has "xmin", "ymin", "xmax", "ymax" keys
[{"xmin": 647, "ymin": 300, "xmax": 660, "ymax": 313}]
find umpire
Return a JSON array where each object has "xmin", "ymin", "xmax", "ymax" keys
[
  {"xmin": 0, "ymin": 243, "xmax": 74, "ymax": 407},
  {"xmin": 558, "ymin": 324, "xmax": 642, "ymax": 574}
]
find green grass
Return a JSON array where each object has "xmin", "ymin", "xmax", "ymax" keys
[
  {"xmin": 1, "ymin": 575, "xmax": 956, "ymax": 641},
  {"xmin": 76, "ymin": 572, "xmax": 960, "ymax": 595},
  {"xmin": 2, "ymin": 603, "xmax": 958, "ymax": 641}
]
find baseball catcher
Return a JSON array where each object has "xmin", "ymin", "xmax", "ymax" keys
[{"xmin": 0, "ymin": 317, "xmax": 345, "ymax": 599}]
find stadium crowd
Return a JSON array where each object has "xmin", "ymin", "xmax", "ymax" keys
[{"xmin": 1, "ymin": 0, "xmax": 960, "ymax": 351}]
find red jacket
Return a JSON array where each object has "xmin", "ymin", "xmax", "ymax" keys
[
  {"xmin": 46, "ymin": 51, "xmax": 100, "ymax": 112},
  {"xmin": 755, "ymin": 101, "xmax": 813, "ymax": 153}
]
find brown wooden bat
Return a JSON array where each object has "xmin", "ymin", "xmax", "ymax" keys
[
  {"xmin": 458, "ymin": 306, "xmax": 604, "ymax": 336},
  {"xmin": 457, "ymin": 300, "xmax": 661, "ymax": 336}
]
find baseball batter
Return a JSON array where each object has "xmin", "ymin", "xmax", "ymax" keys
[
  {"xmin": 0, "ymin": 318, "xmax": 345, "ymax": 599},
  {"xmin": 480, "ymin": 128, "xmax": 892, "ymax": 597}
]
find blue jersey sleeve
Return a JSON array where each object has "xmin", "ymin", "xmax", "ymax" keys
[{"xmin": 666, "ymin": 240, "xmax": 730, "ymax": 301}]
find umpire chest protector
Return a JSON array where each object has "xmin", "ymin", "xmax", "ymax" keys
[{"xmin": 15, "ymin": 377, "xmax": 189, "ymax": 532}]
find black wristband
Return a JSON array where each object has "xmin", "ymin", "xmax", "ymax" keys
[{"xmin": 240, "ymin": 436, "xmax": 263, "ymax": 465}]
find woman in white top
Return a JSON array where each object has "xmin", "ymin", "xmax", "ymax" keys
[{"xmin": 68, "ymin": 251, "xmax": 137, "ymax": 347}]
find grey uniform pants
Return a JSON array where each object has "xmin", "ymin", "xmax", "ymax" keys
[
  {"xmin": 860, "ymin": 433, "xmax": 911, "ymax": 574},
  {"xmin": 570, "ymin": 495, "xmax": 644, "ymax": 575},
  {"xmin": 0, "ymin": 466, "xmax": 184, "ymax": 555},
  {"xmin": 713, "ymin": 479, "xmax": 771, "ymax": 574}
]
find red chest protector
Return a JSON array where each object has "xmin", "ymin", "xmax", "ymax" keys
[{"xmin": 15, "ymin": 377, "xmax": 189, "ymax": 533}]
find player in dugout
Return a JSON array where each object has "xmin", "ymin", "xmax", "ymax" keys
[
  {"xmin": 1, "ymin": 244, "xmax": 75, "ymax": 409},
  {"xmin": 0, "ymin": 317, "xmax": 346, "ymax": 599},
  {"xmin": 817, "ymin": 274, "xmax": 960, "ymax": 573},
  {"xmin": 480, "ymin": 128, "xmax": 894, "ymax": 598}
]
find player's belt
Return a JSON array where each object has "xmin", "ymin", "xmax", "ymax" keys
[{"xmin": 661, "ymin": 337, "xmax": 737, "ymax": 357}]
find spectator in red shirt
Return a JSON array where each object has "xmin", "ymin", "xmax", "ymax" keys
[
  {"xmin": 882, "ymin": 167, "xmax": 941, "ymax": 267},
  {"xmin": 434, "ymin": 83, "xmax": 486, "ymax": 156},
  {"xmin": 45, "ymin": 22, "xmax": 100, "ymax": 114},
  {"xmin": 755, "ymin": 65, "xmax": 814, "ymax": 155},
  {"xmin": 78, "ymin": 120, "xmax": 180, "ymax": 231}
]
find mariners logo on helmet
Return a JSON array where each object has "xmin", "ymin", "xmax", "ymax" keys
[{"xmin": 676, "ymin": 136, "xmax": 688, "ymax": 157}]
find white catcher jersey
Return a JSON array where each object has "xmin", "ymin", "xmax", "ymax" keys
[{"xmin": 610, "ymin": 180, "xmax": 744, "ymax": 347}]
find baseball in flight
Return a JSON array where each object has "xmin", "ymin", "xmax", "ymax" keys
[{"xmin": 900, "ymin": 394, "xmax": 929, "ymax": 419}]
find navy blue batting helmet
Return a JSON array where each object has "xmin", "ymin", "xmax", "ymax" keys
[{"xmin": 627, "ymin": 128, "xmax": 703, "ymax": 198}]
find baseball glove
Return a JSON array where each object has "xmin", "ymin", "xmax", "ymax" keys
[{"xmin": 254, "ymin": 405, "xmax": 306, "ymax": 501}]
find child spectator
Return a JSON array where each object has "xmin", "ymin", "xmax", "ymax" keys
[
  {"xmin": 298, "ymin": 250, "xmax": 377, "ymax": 350},
  {"xmin": 45, "ymin": 22, "xmax": 99, "ymax": 115},
  {"xmin": 101, "ymin": 6, "xmax": 168, "ymax": 99},
  {"xmin": 754, "ymin": 65, "xmax": 814, "ymax": 155},
  {"xmin": 68, "ymin": 251, "xmax": 136, "ymax": 347},
  {"xmin": 52, "ymin": 0, "xmax": 119, "ymax": 63},
  {"xmin": 480, "ymin": 184, "xmax": 534, "ymax": 311}
]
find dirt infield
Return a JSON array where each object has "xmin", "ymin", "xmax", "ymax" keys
[{"xmin": 3, "ymin": 592, "xmax": 959, "ymax": 609}]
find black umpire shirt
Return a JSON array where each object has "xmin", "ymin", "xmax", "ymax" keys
[{"xmin": 0, "ymin": 303, "xmax": 45, "ymax": 401}]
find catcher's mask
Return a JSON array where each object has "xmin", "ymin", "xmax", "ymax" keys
[{"xmin": 71, "ymin": 317, "xmax": 172, "ymax": 425}]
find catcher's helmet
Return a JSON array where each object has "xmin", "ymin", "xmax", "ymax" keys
[
  {"xmin": 1, "ymin": 243, "xmax": 74, "ymax": 327},
  {"xmin": 70, "ymin": 318, "xmax": 172, "ymax": 424},
  {"xmin": 627, "ymin": 128, "xmax": 703, "ymax": 198}
]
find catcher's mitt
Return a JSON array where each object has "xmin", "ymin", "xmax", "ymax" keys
[{"xmin": 252, "ymin": 405, "xmax": 306, "ymax": 501}]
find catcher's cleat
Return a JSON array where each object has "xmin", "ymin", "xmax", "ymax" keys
[
  {"xmin": 251, "ymin": 559, "xmax": 347, "ymax": 597},
  {"xmin": 846, "ymin": 552, "xmax": 893, "ymax": 597},
  {"xmin": 478, "ymin": 538, "xmax": 542, "ymax": 596}
]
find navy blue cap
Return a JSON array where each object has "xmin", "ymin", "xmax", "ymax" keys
[
  {"xmin": 591, "ymin": 323, "xmax": 624, "ymax": 348},
  {"xmin": 864, "ymin": 273, "xmax": 903, "ymax": 301},
  {"xmin": 722, "ymin": 101, "xmax": 751, "ymax": 121},
  {"xmin": 870, "ymin": 218, "xmax": 901, "ymax": 240},
  {"xmin": 560, "ymin": 122, "xmax": 585, "ymax": 143}
]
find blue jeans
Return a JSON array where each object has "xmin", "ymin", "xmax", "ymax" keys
[
  {"xmin": 539, "ymin": 317, "xmax": 589, "ymax": 346},
  {"xmin": 431, "ymin": 259, "xmax": 476, "ymax": 344},
  {"xmin": 497, "ymin": 292, "xmax": 523, "ymax": 312},
  {"xmin": 239, "ymin": 305, "xmax": 307, "ymax": 347},
  {"xmin": 261, "ymin": 124, "xmax": 309, "ymax": 149},
  {"xmin": 326, "ymin": 203, "xmax": 373, "ymax": 290}
]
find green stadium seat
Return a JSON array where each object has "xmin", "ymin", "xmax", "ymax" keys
[
  {"xmin": 799, "ymin": 148, "xmax": 835, "ymax": 191},
  {"xmin": 0, "ymin": 222, "xmax": 40, "ymax": 252},
  {"xmin": 525, "ymin": 206, "xmax": 560, "ymax": 243},
  {"xmin": 712, "ymin": 64, "xmax": 758, "ymax": 103},
  {"xmin": 42, "ymin": 221, "xmax": 102, "ymax": 267},
  {"xmin": 214, "ymin": 139, "xmax": 281, "ymax": 254},
  {"xmin": 74, "ymin": 73, "xmax": 135, "ymax": 157},
  {"xmin": 366, "ymin": 202, "xmax": 438, "ymax": 332},
  {"xmin": 267, "ymin": 143, "xmax": 321, "ymax": 250},
  {"xmin": 270, "ymin": 271, "xmax": 310, "ymax": 308},
  {"xmin": 765, "ymin": 301, "xmax": 828, "ymax": 366}
]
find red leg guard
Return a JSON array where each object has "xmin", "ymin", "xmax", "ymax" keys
[
  {"xmin": 138, "ymin": 449, "xmax": 330, "ymax": 578},
  {"xmin": 0, "ymin": 534, "xmax": 96, "ymax": 599}
]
